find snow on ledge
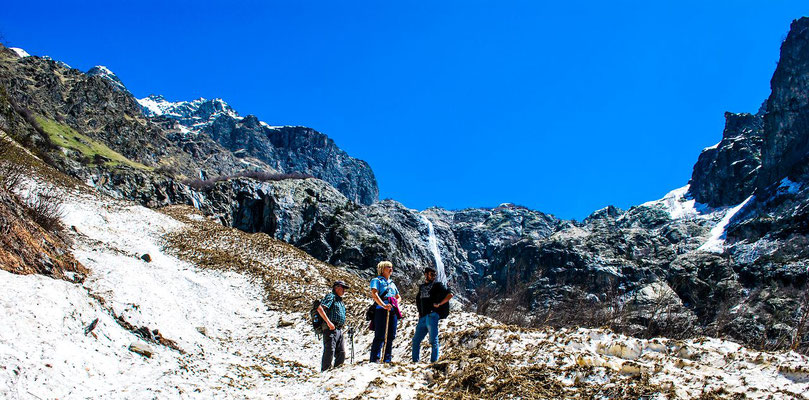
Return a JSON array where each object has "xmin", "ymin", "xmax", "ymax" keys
[{"xmin": 702, "ymin": 141, "xmax": 720, "ymax": 152}]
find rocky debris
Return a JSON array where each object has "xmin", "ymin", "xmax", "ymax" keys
[
  {"xmin": 112, "ymin": 313, "xmax": 183, "ymax": 354},
  {"xmin": 84, "ymin": 318, "xmax": 99, "ymax": 335},
  {"xmin": 128, "ymin": 343, "xmax": 153, "ymax": 358},
  {"xmin": 424, "ymin": 323, "xmax": 809, "ymax": 399}
]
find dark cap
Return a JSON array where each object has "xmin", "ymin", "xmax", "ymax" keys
[
  {"xmin": 424, "ymin": 266, "xmax": 437, "ymax": 274},
  {"xmin": 333, "ymin": 280, "xmax": 350, "ymax": 290}
]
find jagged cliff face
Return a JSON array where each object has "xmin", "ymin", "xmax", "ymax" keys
[
  {"xmin": 758, "ymin": 18, "xmax": 809, "ymax": 191},
  {"xmin": 688, "ymin": 110, "xmax": 764, "ymax": 208}
]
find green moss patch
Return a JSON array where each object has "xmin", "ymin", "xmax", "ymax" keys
[{"xmin": 36, "ymin": 116, "xmax": 151, "ymax": 170}]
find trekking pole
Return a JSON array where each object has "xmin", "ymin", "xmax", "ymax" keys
[
  {"xmin": 349, "ymin": 326, "xmax": 355, "ymax": 364},
  {"xmin": 380, "ymin": 308, "xmax": 391, "ymax": 363}
]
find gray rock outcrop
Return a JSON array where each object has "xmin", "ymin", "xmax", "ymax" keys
[
  {"xmin": 688, "ymin": 110, "xmax": 764, "ymax": 207},
  {"xmin": 757, "ymin": 17, "xmax": 809, "ymax": 192}
]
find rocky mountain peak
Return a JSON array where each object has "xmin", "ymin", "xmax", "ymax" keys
[
  {"xmin": 584, "ymin": 205, "xmax": 624, "ymax": 224},
  {"xmin": 86, "ymin": 65, "xmax": 128, "ymax": 92},
  {"xmin": 237, "ymin": 114, "xmax": 262, "ymax": 129},
  {"xmin": 137, "ymin": 95, "xmax": 240, "ymax": 123}
]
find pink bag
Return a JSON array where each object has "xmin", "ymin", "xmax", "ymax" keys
[{"xmin": 389, "ymin": 297, "xmax": 404, "ymax": 319}]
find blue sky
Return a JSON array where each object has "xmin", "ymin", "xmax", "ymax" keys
[{"xmin": 2, "ymin": 1, "xmax": 807, "ymax": 220}]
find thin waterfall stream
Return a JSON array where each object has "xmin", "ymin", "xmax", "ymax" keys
[{"xmin": 421, "ymin": 214, "xmax": 446, "ymax": 284}]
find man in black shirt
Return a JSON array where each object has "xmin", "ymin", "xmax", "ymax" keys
[{"xmin": 412, "ymin": 266, "xmax": 453, "ymax": 363}]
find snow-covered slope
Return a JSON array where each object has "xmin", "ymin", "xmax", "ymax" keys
[
  {"xmin": 8, "ymin": 48, "xmax": 30, "ymax": 58},
  {"xmin": 1, "ymin": 182, "xmax": 808, "ymax": 399}
]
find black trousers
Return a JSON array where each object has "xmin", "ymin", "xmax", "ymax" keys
[{"xmin": 321, "ymin": 328, "xmax": 345, "ymax": 371}]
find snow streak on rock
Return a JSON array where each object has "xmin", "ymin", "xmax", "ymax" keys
[{"xmin": 698, "ymin": 195, "xmax": 754, "ymax": 253}]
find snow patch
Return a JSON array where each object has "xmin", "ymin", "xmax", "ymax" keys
[
  {"xmin": 702, "ymin": 141, "xmax": 720, "ymax": 151},
  {"xmin": 9, "ymin": 47, "xmax": 30, "ymax": 58},
  {"xmin": 136, "ymin": 95, "xmax": 173, "ymax": 117},
  {"xmin": 90, "ymin": 65, "xmax": 114, "ymax": 76},
  {"xmin": 641, "ymin": 185, "xmax": 700, "ymax": 220}
]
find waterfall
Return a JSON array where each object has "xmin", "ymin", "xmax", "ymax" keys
[{"xmin": 421, "ymin": 215, "xmax": 447, "ymax": 284}]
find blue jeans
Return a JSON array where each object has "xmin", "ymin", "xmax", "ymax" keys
[
  {"xmin": 412, "ymin": 312, "xmax": 440, "ymax": 362},
  {"xmin": 370, "ymin": 308, "xmax": 398, "ymax": 362}
]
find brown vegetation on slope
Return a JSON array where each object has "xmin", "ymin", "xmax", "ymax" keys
[{"xmin": 0, "ymin": 133, "xmax": 86, "ymax": 280}]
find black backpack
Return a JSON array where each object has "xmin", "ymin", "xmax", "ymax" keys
[{"xmin": 310, "ymin": 300, "xmax": 325, "ymax": 335}]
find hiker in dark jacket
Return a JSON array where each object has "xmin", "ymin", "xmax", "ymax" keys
[
  {"xmin": 370, "ymin": 260, "xmax": 401, "ymax": 363},
  {"xmin": 412, "ymin": 266, "xmax": 453, "ymax": 363},
  {"xmin": 317, "ymin": 281, "xmax": 349, "ymax": 371}
]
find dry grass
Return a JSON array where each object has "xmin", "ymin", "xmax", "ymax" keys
[{"xmin": 21, "ymin": 188, "xmax": 65, "ymax": 233}]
